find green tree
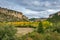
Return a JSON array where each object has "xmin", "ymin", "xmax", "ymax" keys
[{"xmin": 37, "ymin": 21, "xmax": 44, "ymax": 33}]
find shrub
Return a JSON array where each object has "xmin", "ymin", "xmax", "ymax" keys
[
  {"xmin": 0, "ymin": 24, "xmax": 17, "ymax": 40},
  {"xmin": 52, "ymin": 23, "xmax": 60, "ymax": 33}
]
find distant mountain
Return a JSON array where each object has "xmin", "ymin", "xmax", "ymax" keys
[
  {"xmin": 29, "ymin": 18, "xmax": 47, "ymax": 22},
  {"xmin": 47, "ymin": 11, "xmax": 60, "ymax": 23},
  {"xmin": 0, "ymin": 7, "xmax": 29, "ymax": 22}
]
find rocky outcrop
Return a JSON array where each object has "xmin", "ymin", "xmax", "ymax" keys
[
  {"xmin": 0, "ymin": 7, "xmax": 28, "ymax": 22},
  {"xmin": 49, "ymin": 11, "xmax": 60, "ymax": 18},
  {"xmin": 47, "ymin": 11, "xmax": 60, "ymax": 23}
]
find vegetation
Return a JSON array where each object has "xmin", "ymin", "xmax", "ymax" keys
[
  {"xmin": 0, "ymin": 22, "xmax": 39, "ymax": 28},
  {"xmin": 0, "ymin": 21, "xmax": 52, "ymax": 28},
  {"xmin": 47, "ymin": 12, "xmax": 60, "ymax": 23},
  {"xmin": 37, "ymin": 21, "xmax": 44, "ymax": 33},
  {"xmin": 19, "ymin": 21, "xmax": 60, "ymax": 40},
  {"xmin": 0, "ymin": 20, "xmax": 60, "ymax": 40},
  {"xmin": 0, "ymin": 23, "xmax": 17, "ymax": 40},
  {"xmin": 20, "ymin": 32, "xmax": 60, "ymax": 40}
]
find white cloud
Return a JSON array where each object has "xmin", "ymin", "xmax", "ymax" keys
[
  {"xmin": 32, "ymin": 1, "xmax": 40, "ymax": 6},
  {"xmin": 47, "ymin": 9, "xmax": 60, "ymax": 13},
  {"xmin": 44, "ymin": 1, "xmax": 51, "ymax": 7},
  {"xmin": 23, "ymin": 9, "xmax": 39, "ymax": 14},
  {"xmin": 22, "ymin": 8, "xmax": 60, "ymax": 18}
]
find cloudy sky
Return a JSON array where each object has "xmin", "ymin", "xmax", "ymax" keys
[{"xmin": 0, "ymin": 0, "xmax": 60, "ymax": 18}]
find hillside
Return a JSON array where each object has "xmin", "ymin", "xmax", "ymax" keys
[
  {"xmin": 29, "ymin": 18, "xmax": 47, "ymax": 22},
  {"xmin": 0, "ymin": 7, "xmax": 29, "ymax": 22},
  {"xmin": 47, "ymin": 11, "xmax": 60, "ymax": 23}
]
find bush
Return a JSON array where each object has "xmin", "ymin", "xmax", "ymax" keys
[
  {"xmin": 0, "ymin": 24, "xmax": 17, "ymax": 40},
  {"xmin": 52, "ymin": 23, "xmax": 60, "ymax": 33}
]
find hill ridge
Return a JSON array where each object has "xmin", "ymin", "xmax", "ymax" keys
[{"xmin": 0, "ymin": 7, "xmax": 28, "ymax": 22}]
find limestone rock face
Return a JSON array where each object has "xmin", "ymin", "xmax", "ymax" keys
[{"xmin": 0, "ymin": 7, "xmax": 28, "ymax": 22}]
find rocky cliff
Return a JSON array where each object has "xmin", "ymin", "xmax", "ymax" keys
[{"xmin": 0, "ymin": 7, "xmax": 28, "ymax": 22}]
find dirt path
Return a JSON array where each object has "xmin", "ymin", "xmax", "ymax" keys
[{"xmin": 16, "ymin": 28, "xmax": 34, "ymax": 36}]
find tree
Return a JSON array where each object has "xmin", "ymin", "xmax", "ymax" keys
[{"xmin": 37, "ymin": 21, "xmax": 44, "ymax": 33}]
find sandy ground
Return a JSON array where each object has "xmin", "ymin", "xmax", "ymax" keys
[{"xmin": 16, "ymin": 28, "xmax": 34, "ymax": 36}]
